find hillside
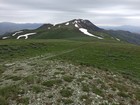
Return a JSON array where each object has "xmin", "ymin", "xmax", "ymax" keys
[
  {"xmin": 0, "ymin": 40, "xmax": 140, "ymax": 105},
  {"xmin": 1, "ymin": 19, "xmax": 140, "ymax": 45},
  {"xmin": 0, "ymin": 19, "xmax": 118, "ymax": 40},
  {"xmin": 105, "ymin": 30, "xmax": 140, "ymax": 45},
  {"xmin": 0, "ymin": 19, "xmax": 140, "ymax": 105}
]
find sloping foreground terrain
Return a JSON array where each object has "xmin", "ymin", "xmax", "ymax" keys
[{"xmin": 0, "ymin": 40, "xmax": 140, "ymax": 105}]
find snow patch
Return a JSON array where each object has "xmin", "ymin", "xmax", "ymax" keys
[
  {"xmin": 48, "ymin": 27, "xmax": 51, "ymax": 29},
  {"xmin": 79, "ymin": 28, "xmax": 93, "ymax": 36},
  {"xmin": 17, "ymin": 33, "xmax": 36, "ymax": 39},
  {"xmin": 75, "ymin": 24, "xmax": 79, "ymax": 28},
  {"xmin": 65, "ymin": 22, "xmax": 69, "ymax": 25},
  {"xmin": 74, "ymin": 20, "xmax": 78, "ymax": 24},
  {"xmin": 116, "ymin": 38, "xmax": 120, "ymax": 41},
  {"xmin": 2, "ymin": 37, "xmax": 8, "ymax": 39},
  {"xmin": 12, "ymin": 31, "xmax": 23, "ymax": 36},
  {"xmin": 79, "ymin": 28, "xmax": 103, "ymax": 39}
]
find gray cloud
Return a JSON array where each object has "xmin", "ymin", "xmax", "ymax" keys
[{"xmin": 0, "ymin": 0, "xmax": 140, "ymax": 26}]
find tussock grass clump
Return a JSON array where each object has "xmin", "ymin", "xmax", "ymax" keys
[
  {"xmin": 42, "ymin": 79, "xmax": 62, "ymax": 87},
  {"xmin": 0, "ymin": 96, "xmax": 8, "ymax": 105},
  {"xmin": 62, "ymin": 99, "xmax": 73, "ymax": 104},
  {"xmin": 54, "ymin": 72, "xmax": 61, "ymax": 75},
  {"xmin": 111, "ymin": 83, "xmax": 128, "ymax": 92},
  {"xmin": 63, "ymin": 75, "xmax": 74, "ymax": 82},
  {"xmin": 80, "ymin": 95, "xmax": 92, "ymax": 105},
  {"xmin": 91, "ymin": 85, "xmax": 103, "ymax": 96},
  {"xmin": 5, "ymin": 75, "xmax": 22, "ymax": 81},
  {"xmin": 0, "ymin": 85, "xmax": 20, "ymax": 101},
  {"xmin": 23, "ymin": 75, "xmax": 41, "ymax": 84},
  {"xmin": 60, "ymin": 87, "xmax": 73, "ymax": 97},
  {"xmin": 117, "ymin": 92, "xmax": 129, "ymax": 98},
  {"xmin": 16, "ymin": 97, "xmax": 29, "ymax": 105},
  {"xmin": 31, "ymin": 85, "xmax": 42, "ymax": 93},
  {"xmin": 82, "ymin": 83, "xmax": 90, "ymax": 92},
  {"xmin": 23, "ymin": 75, "xmax": 35, "ymax": 84},
  {"xmin": 0, "ymin": 65, "xmax": 5, "ymax": 76},
  {"xmin": 48, "ymin": 94, "xmax": 53, "ymax": 98},
  {"xmin": 80, "ymin": 95, "xmax": 89, "ymax": 100},
  {"xmin": 135, "ymin": 89, "xmax": 140, "ymax": 101},
  {"xmin": 76, "ymin": 77, "xmax": 85, "ymax": 82}
]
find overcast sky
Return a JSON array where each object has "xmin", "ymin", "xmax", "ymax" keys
[{"xmin": 0, "ymin": 0, "xmax": 140, "ymax": 26}]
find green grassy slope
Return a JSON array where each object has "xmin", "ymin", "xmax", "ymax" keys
[
  {"xmin": 0, "ymin": 39, "xmax": 84, "ymax": 62},
  {"xmin": 0, "ymin": 39, "xmax": 140, "ymax": 79},
  {"xmin": 55, "ymin": 41, "xmax": 140, "ymax": 79},
  {"xmin": 33, "ymin": 28, "xmax": 89, "ymax": 39}
]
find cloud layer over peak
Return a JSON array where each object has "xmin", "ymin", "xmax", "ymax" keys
[{"xmin": 0, "ymin": 0, "xmax": 140, "ymax": 26}]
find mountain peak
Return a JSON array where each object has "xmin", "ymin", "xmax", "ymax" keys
[
  {"xmin": 0, "ymin": 18, "xmax": 104, "ymax": 40},
  {"xmin": 68, "ymin": 19, "xmax": 102, "ymax": 31},
  {"xmin": 69, "ymin": 19, "xmax": 89, "ymax": 23},
  {"xmin": 37, "ymin": 19, "xmax": 102, "ymax": 32}
]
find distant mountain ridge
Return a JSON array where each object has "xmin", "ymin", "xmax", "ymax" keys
[
  {"xmin": 100, "ymin": 25, "xmax": 140, "ymax": 34},
  {"xmin": 1, "ymin": 19, "xmax": 140, "ymax": 45},
  {"xmin": 0, "ymin": 22, "xmax": 42, "ymax": 35},
  {"xmin": 0, "ymin": 19, "xmax": 106, "ymax": 40}
]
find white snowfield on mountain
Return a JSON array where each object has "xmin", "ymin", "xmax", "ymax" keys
[
  {"xmin": 72, "ymin": 20, "xmax": 80, "ymax": 24},
  {"xmin": 65, "ymin": 22, "xmax": 69, "ymax": 25},
  {"xmin": 12, "ymin": 31, "xmax": 23, "ymax": 36},
  {"xmin": 17, "ymin": 33, "xmax": 36, "ymax": 39},
  {"xmin": 79, "ymin": 28, "xmax": 103, "ymax": 39},
  {"xmin": 75, "ymin": 24, "xmax": 79, "ymax": 28},
  {"xmin": 74, "ymin": 23, "xmax": 103, "ymax": 39},
  {"xmin": 116, "ymin": 38, "xmax": 120, "ymax": 41},
  {"xmin": 74, "ymin": 20, "xmax": 78, "ymax": 24},
  {"xmin": 2, "ymin": 37, "xmax": 8, "ymax": 39}
]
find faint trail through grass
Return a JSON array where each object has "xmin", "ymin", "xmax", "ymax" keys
[{"xmin": 28, "ymin": 43, "xmax": 87, "ymax": 61}]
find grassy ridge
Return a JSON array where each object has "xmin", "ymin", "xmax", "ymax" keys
[
  {"xmin": 33, "ymin": 28, "xmax": 88, "ymax": 39},
  {"xmin": 56, "ymin": 42, "xmax": 140, "ymax": 79},
  {"xmin": 0, "ymin": 39, "xmax": 140, "ymax": 79},
  {"xmin": 0, "ymin": 39, "xmax": 83, "ymax": 62}
]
